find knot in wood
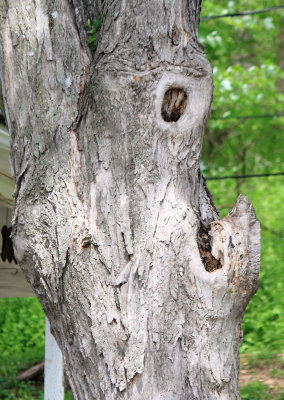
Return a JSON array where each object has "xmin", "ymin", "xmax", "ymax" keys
[{"xmin": 161, "ymin": 88, "xmax": 187, "ymax": 122}]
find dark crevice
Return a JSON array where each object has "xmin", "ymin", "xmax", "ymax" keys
[
  {"xmin": 121, "ymin": 231, "xmax": 133, "ymax": 263},
  {"xmin": 1, "ymin": 226, "xmax": 17, "ymax": 264},
  {"xmin": 0, "ymin": 113, "xmax": 6, "ymax": 125},
  {"xmin": 197, "ymin": 223, "xmax": 222, "ymax": 272}
]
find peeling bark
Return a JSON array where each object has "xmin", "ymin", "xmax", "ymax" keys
[{"xmin": 0, "ymin": 1, "xmax": 260, "ymax": 399}]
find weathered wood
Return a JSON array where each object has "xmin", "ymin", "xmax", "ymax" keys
[
  {"xmin": 0, "ymin": 1, "xmax": 260, "ymax": 399},
  {"xmin": 17, "ymin": 361, "xmax": 44, "ymax": 382}
]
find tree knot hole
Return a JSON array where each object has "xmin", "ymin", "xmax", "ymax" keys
[
  {"xmin": 161, "ymin": 88, "xmax": 187, "ymax": 122},
  {"xmin": 197, "ymin": 223, "xmax": 222, "ymax": 273}
]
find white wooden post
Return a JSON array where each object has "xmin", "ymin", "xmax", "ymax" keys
[{"xmin": 44, "ymin": 317, "xmax": 64, "ymax": 400}]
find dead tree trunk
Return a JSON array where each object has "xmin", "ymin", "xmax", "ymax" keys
[{"xmin": 0, "ymin": 1, "xmax": 260, "ymax": 399}]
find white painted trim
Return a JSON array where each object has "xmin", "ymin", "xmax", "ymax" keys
[
  {"xmin": 44, "ymin": 317, "xmax": 65, "ymax": 400},
  {"xmin": 0, "ymin": 124, "xmax": 10, "ymax": 152}
]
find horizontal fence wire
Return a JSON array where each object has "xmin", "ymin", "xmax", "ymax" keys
[
  {"xmin": 210, "ymin": 113, "xmax": 284, "ymax": 121},
  {"xmin": 205, "ymin": 172, "xmax": 284, "ymax": 181},
  {"xmin": 201, "ymin": 6, "xmax": 284, "ymax": 21}
]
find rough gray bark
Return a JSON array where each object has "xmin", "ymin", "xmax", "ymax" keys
[{"xmin": 0, "ymin": 1, "xmax": 260, "ymax": 399}]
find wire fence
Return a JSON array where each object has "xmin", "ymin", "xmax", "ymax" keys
[
  {"xmin": 205, "ymin": 172, "xmax": 284, "ymax": 181},
  {"xmin": 201, "ymin": 6, "xmax": 284, "ymax": 21},
  {"xmin": 210, "ymin": 113, "xmax": 284, "ymax": 121}
]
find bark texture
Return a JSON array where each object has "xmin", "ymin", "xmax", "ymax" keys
[{"xmin": 0, "ymin": 1, "xmax": 260, "ymax": 399}]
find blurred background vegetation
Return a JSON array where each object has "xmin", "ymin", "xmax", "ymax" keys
[
  {"xmin": 0, "ymin": 0, "xmax": 283, "ymax": 399},
  {"xmin": 200, "ymin": 1, "xmax": 284, "ymax": 398}
]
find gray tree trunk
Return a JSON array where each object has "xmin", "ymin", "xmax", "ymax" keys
[{"xmin": 0, "ymin": 1, "xmax": 260, "ymax": 399}]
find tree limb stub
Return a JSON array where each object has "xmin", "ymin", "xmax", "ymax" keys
[{"xmin": 0, "ymin": 0, "xmax": 260, "ymax": 398}]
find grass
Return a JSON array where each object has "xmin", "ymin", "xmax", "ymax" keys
[
  {"xmin": 241, "ymin": 382, "xmax": 284, "ymax": 400},
  {"xmin": 0, "ymin": 298, "xmax": 45, "ymax": 380},
  {"xmin": 0, "ymin": 298, "xmax": 44, "ymax": 399}
]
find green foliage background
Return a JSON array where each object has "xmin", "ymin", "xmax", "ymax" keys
[
  {"xmin": 0, "ymin": 1, "xmax": 283, "ymax": 399},
  {"xmin": 0, "ymin": 298, "xmax": 45, "ymax": 399},
  {"xmin": 199, "ymin": 0, "xmax": 284, "ymax": 362}
]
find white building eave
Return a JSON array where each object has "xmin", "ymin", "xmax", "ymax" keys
[
  {"xmin": 0, "ymin": 122, "xmax": 13, "ymax": 207},
  {"xmin": 0, "ymin": 123, "xmax": 10, "ymax": 152}
]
